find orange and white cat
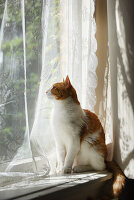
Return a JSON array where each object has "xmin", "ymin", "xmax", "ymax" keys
[{"xmin": 46, "ymin": 76, "xmax": 125, "ymax": 198}]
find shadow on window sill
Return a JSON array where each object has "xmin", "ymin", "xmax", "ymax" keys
[{"xmin": 0, "ymin": 170, "xmax": 112, "ymax": 200}]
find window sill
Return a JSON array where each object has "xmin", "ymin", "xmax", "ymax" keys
[{"xmin": 0, "ymin": 170, "xmax": 112, "ymax": 200}]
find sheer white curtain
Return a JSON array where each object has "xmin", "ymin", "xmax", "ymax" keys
[
  {"xmin": 0, "ymin": 0, "xmax": 98, "ymax": 189},
  {"xmin": 30, "ymin": 0, "xmax": 98, "ymax": 173},
  {"xmin": 107, "ymin": 0, "xmax": 134, "ymax": 178}
]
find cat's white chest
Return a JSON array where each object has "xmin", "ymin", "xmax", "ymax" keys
[
  {"xmin": 51, "ymin": 99, "xmax": 83, "ymax": 144},
  {"xmin": 51, "ymin": 107, "xmax": 75, "ymax": 137}
]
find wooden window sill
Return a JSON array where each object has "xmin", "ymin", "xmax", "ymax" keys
[{"xmin": 0, "ymin": 170, "xmax": 112, "ymax": 200}]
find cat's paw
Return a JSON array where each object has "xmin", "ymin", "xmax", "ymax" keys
[
  {"xmin": 56, "ymin": 166, "xmax": 64, "ymax": 174},
  {"xmin": 73, "ymin": 166, "xmax": 81, "ymax": 173},
  {"xmin": 63, "ymin": 167, "xmax": 72, "ymax": 174}
]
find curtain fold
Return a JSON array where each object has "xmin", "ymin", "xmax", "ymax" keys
[
  {"xmin": 0, "ymin": 0, "xmax": 98, "ymax": 190},
  {"xmin": 107, "ymin": 0, "xmax": 134, "ymax": 178}
]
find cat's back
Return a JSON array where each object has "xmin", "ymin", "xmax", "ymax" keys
[
  {"xmin": 81, "ymin": 109, "xmax": 105, "ymax": 142},
  {"xmin": 80, "ymin": 109, "xmax": 107, "ymax": 159},
  {"xmin": 83, "ymin": 109, "xmax": 103, "ymax": 133}
]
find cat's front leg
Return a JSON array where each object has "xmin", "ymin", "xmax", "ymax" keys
[
  {"xmin": 56, "ymin": 142, "xmax": 66, "ymax": 173},
  {"xmin": 63, "ymin": 137, "xmax": 80, "ymax": 174}
]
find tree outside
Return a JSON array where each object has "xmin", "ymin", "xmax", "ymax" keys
[{"xmin": 0, "ymin": 0, "xmax": 60, "ymax": 162}]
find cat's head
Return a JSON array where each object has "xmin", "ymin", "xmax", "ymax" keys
[{"xmin": 46, "ymin": 76, "xmax": 79, "ymax": 104}]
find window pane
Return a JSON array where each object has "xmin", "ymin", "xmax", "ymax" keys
[{"xmin": 0, "ymin": 0, "xmax": 42, "ymax": 163}]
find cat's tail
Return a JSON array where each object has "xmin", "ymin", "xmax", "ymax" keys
[{"xmin": 106, "ymin": 160, "xmax": 125, "ymax": 197}]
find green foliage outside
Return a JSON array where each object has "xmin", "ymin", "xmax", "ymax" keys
[
  {"xmin": 0, "ymin": 0, "xmax": 60, "ymax": 162},
  {"xmin": 0, "ymin": 0, "xmax": 42, "ymax": 161}
]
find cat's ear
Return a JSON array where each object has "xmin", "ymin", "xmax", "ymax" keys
[{"xmin": 65, "ymin": 75, "xmax": 71, "ymax": 88}]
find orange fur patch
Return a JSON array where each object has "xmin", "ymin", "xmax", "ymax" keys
[
  {"xmin": 51, "ymin": 76, "xmax": 80, "ymax": 104},
  {"xmin": 106, "ymin": 160, "xmax": 125, "ymax": 197},
  {"xmin": 80, "ymin": 109, "xmax": 107, "ymax": 159}
]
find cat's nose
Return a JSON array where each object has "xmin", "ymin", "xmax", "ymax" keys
[{"xmin": 46, "ymin": 90, "xmax": 48, "ymax": 94}]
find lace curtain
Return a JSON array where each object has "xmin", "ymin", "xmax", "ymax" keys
[{"xmin": 0, "ymin": 0, "xmax": 98, "ymax": 190}]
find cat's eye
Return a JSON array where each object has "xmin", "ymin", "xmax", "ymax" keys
[{"xmin": 53, "ymin": 86, "xmax": 58, "ymax": 91}]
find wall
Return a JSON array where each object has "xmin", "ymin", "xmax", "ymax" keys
[{"xmin": 95, "ymin": 0, "xmax": 108, "ymax": 120}]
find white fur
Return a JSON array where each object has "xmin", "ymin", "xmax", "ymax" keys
[{"xmin": 49, "ymin": 96, "xmax": 106, "ymax": 173}]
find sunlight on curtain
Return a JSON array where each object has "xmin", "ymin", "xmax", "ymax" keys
[
  {"xmin": 0, "ymin": 0, "xmax": 97, "ymax": 190},
  {"xmin": 107, "ymin": 0, "xmax": 134, "ymax": 178},
  {"xmin": 30, "ymin": 0, "xmax": 98, "ymax": 174},
  {"xmin": 0, "ymin": 0, "xmax": 49, "ymax": 189}
]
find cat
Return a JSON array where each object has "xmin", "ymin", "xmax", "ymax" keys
[{"xmin": 46, "ymin": 75, "xmax": 125, "ymax": 198}]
